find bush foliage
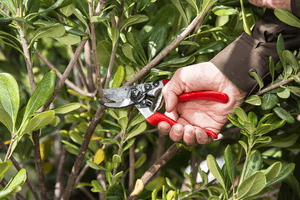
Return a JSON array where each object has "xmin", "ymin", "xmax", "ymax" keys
[{"xmin": 1, "ymin": 0, "xmax": 300, "ymax": 200}]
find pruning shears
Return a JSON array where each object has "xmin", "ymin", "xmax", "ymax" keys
[{"xmin": 99, "ymin": 79, "xmax": 229, "ymax": 139}]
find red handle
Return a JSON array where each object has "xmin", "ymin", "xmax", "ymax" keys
[
  {"xmin": 147, "ymin": 113, "xmax": 218, "ymax": 139},
  {"xmin": 178, "ymin": 91, "xmax": 229, "ymax": 103},
  {"xmin": 162, "ymin": 79, "xmax": 229, "ymax": 103}
]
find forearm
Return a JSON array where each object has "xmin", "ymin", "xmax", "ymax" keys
[
  {"xmin": 211, "ymin": 6, "xmax": 300, "ymax": 94},
  {"xmin": 249, "ymin": 0, "xmax": 291, "ymax": 12}
]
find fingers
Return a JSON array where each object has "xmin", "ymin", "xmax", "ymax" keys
[{"xmin": 162, "ymin": 87, "xmax": 179, "ymax": 112}]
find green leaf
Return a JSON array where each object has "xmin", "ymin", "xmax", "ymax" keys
[
  {"xmin": 186, "ymin": 0, "xmax": 199, "ymax": 13},
  {"xmin": 256, "ymin": 124, "xmax": 272, "ymax": 135},
  {"xmin": 244, "ymin": 151, "xmax": 263, "ymax": 179},
  {"xmin": 112, "ymin": 154, "xmax": 121, "ymax": 164},
  {"xmin": 192, "ymin": 40, "xmax": 226, "ymax": 56},
  {"xmin": 283, "ymin": 50, "xmax": 299, "ymax": 72},
  {"xmin": 86, "ymin": 160, "xmax": 107, "ymax": 170},
  {"xmin": 266, "ymin": 163, "xmax": 295, "ymax": 187},
  {"xmin": 274, "ymin": 9, "xmax": 300, "ymax": 29},
  {"xmin": 121, "ymin": 139, "xmax": 136, "ymax": 155},
  {"xmin": 234, "ymin": 107, "xmax": 248, "ymax": 122},
  {"xmin": 134, "ymin": 153, "xmax": 147, "ymax": 169},
  {"xmin": 0, "ymin": 160, "xmax": 12, "ymax": 179},
  {"xmin": 22, "ymin": 70, "xmax": 56, "ymax": 124},
  {"xmin": 264, "ymin": 162, "xmax": 282, "ymax": 183},
  {"xmin": 171, "ymin": 0, "xmax": 188, "ymax": 26},
  {"xmin": 0, "ymin": 186, "xmax": 22, "ymax": 199},
  {"xmin": 244, "ymin": 121, "xmax": 255, "ymax": 135},
  {"xmin": 55, "ymin": 33, "xmax": 81, "ymax": 45},
  {"xmin": 0, "ymin": 73, "xmax": 19, "ymax": 133},
  {"xmin": 273, "ymin": 106, "xmax": 295, "ymax": 123},
  {"xmin": 287, "ymin": 86, "xmax": 300, "ymax": 97},
  {"xmin": 5, "ymin": 169, "xmax": 26, "ymax": 190},
  {"xmin": 122, "ymin": 43, "xmax": 137, "ymax": 64},
  {"xmin": 254, "ymin": 136, "xmax": 272, "ymax": 145},
  {"xmin": 69, "ymin": 131, "xmax": 83, "ymax": 145},
  {"xmin": 148, "ymin": 26, "xmax": 167, "ymax": 60},
  {"xmin": 207, "ymin": 154, "xmax": 226, "ymax": 190},
  {"xmin": 269, "ymin": 56, "xmax": 275, "ymax": 83},
  {"xmin": 121, "ymin": 14, "xmax": 149, "ymax": 31},
  {"xmin": 248, "ymin": 112, "xmax": 257, "ymax": 126},
  {"xmin": 277, "ymin": 34, "xmax": 285, "ymax": 64},
  {"xmin": 198, "ymin": 167, "xmax": 208, "ymax": 186},
  {"xmin": 212, "ymin": 5, "xmax": 239, "ymax": 16},
  {"xmin": 101, "ymin": 138, "xmax": 120, "ymax": 147},
  {"xmin": 109, "ymin": 26, "xmax": 119, "ymax": 47},
  {"xmin": 52, "ymin": 102, "xmax": 81, "ymax": 114},
  {"xmin": 23, "ymin": 110, "xmax": 55, "ymax": 134},
  {"xmin": 224, "ymin": 145, "xmax": 235, "ymax": 186},
  {"xmin": 0, "ymin": 108, "xmax": 13, "ymax": 133},
  {"xmin": 244, "ymin": 95, "xmax": 261, "ymax": 106},
  {"xmin": 239, "ymin": 140, "xmax": 248, "ymax": 154},
  {"xmin": 125, "ymin": 122, "xmax": 147, "ymax": 142},
  {"xmin": 97, "ymin": 41, "xmax": 122, "ymax": 68},
  {"xmin": 91, "ymin": 180, "xmax": 105, "ymax": 193},
  {"xmin": 128, "ymin": 113, "xmax": 146, "ymax": 128},
  {"xmin": 237, "ymin": 171, "xmax": 266, "ymax": 199},
  {"xmin": 0, "ymin": 0, "xmax": 17, "ymax": 15},
  {"xmin": 266, "ymin": 134, "xmax": 298, "ymax": 148},
  {"xmin": 145, "ymin": 177, "xmax": 165, "ymax": 191},
  {"xmin": 127, "ymin": 32, "xmax": 147, "ymax": 62},
  {"xmin": 261, "ymin": 93, "xmax": 278, "ymax": 110},
  {"xmin": 39, "ymin": 0, "xmax": 71, "ymax": 14},
  {"xmin": 113, "ymin": 171, "xmax": 123, "ymax": 183},
  {"xmin": 250, "ymin": 71, "xmax": 264, "ymax": 91},
  {"xmin": 111, "ymin": 65, "xmax": 125, "ymax": 89},
  {"xmin": 277, "ymin": 88, "xmax": 290, "ymax": 99},
  {"xmin": 228, "ymin": 114, "xmax": 243, "ymax": 128},
  {"xmin": 29, "ymin": 24, "xmax": 65, "ymax": 47}
]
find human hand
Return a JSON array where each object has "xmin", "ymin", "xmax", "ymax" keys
[
  {"xmin": 157, "ymin": 62, "xmax": 246, "ymax": 145},
  {"xmin": 249, "ymin": 0, "xmax": 291, "ymax": 12}
]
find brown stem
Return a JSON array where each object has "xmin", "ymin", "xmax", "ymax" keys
[
  {"xmin": 85, "ymin": 40, "xmax": 95, "ymax": 92},
  {"xmin": 124, "ymin": 4, "xmax": 215, "ymax": 87},
  {"xmin": 61, "ymin": 105, "xmax": 106, "ymax": 200},
  {"xmin": 150, "ymin": 133, "xmax": 167, "ymax": 179},
  {"xmin": 104, "ymin": 1, "xmax": 124, "ymax": 89},
  {"xmin": 71, "ymin": 46, "xmax": 89, "ymax": 90},
  {"xmin": 0, "ymin": 138, "xmax": 40, "ymax": 200},
  {"xmin": 128, "ymin": 143, "xmax": 184, "ymax": 199},
  {"xmin": 95, "ymin": 0, "xmax": 107, "ymax": 16},
  {"xmin": 128, "ymin": 140, "xmax": 135, "ymax": 191},
  {"xmin": 89, "ymin": 0, "xmax": 104, "ymax": 97},
  {"xmin": 36, "ymin": 50, "xmax": 94, "ymax": 97},
  {"xmin": 32, "ymin": 130, "xmax": 48, "ymax": 200},
  {"xmin": 41, "ymin": 39, "xmax": 88, "ymax": 111},
  {"xmin": 54, "ymin": 147, "xmax": 67, "ymax": 200}
]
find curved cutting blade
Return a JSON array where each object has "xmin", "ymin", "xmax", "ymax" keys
[
  {"xmin": 99, "ymin": 98, "xmax": 134, "ymax": 108},
  {"xmin": 103, "ymin": 87, "xmax": 131, "ymax": 102}
]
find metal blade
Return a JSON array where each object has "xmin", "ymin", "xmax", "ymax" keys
[
  {"xmin": 103, "ymin": 87, "xmax": 131, "ymax": 102},
  {"xmin": 99, "ymin": 98, "xmax": 134, "ymax": 108}
]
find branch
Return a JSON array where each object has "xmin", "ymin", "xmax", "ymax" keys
[
  {"xmin": 89, "ymin": 0, "xmax": 104, "ymax": 97},
  {"xmin": 84, "ymin": 40, "xmax": 95, "ymax": 92},
  {"xmin": 71, "ymin": 46, "xmax": 89, "ymax": 90},
  {"xmin": 0, "ymin": 138, "xmax": 40, "ymax": 200},
  {"xmin": 104, "ymin": 1, "xmax": 124, "ymax": 89},
  {"xmin": 36, "ymin": 50, "xmax": 95, "ymax": 97},
  {"xmin": 127, "ymin": 143, "xmax": 184, "ymax": 199},
  {"xmin": 124, "ymin": 4, "xmax": 215, "ymax": 87},
  {"xmin": 40, "ymin": 39, "xmax": 88, "ymax": 111},
  {"xmin": 61, "ymin": 105, "xmax": 106, "ymax": 200}
]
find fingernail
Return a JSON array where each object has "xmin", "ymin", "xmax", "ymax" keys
[{"xmin": 174, "ymin": 129, "xmax": 182, "ymax": 136}]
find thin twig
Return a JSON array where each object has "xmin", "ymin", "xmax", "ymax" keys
[
  {"xmin": 104, "ymin": 1, "xmax": 124, "ymax": 89},
  {"xmin": 128, "ymin": 140, "xmax": 135, "ymax": 191},
  {"xmin": 89, "ymin": 0, "xmax": 104, "ymax": 97},
  {"xmin": 71, "ymin": 46, "xmax": 89, "ymax": 90},
  {"xmin": 124, "ymin": 4, "xmax": 216, "ymax": 87},
  {"xmin": 85, "ymin": 40, "xmax": 95, "ymax": 92},
  {"xmin": 0, "ymin": 138, "xmax": 40, "ymax": 200},
  {"xmin": 54, "ymin": 146, "xmax": 67, "ymax": 200},
  {"xmin": 36, "ymin": 50, "xmax": 95, "ymax": 97},
  {"xmin": 95, "ymin": 0, "xmax": 107, "ymax": 16},
  {"xmin": 127, "ymin": 143, "xmax": 185, "ymax": 199},
  {"xmin": 32, "ymin": 130, "xmax": 48, "ymax": 200},
  {"xmin": 41, "ymin": 39, "xmax": 88, "ymax": 111}
]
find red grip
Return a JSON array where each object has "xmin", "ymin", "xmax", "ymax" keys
[
  {"xmin": 147, "ymin": 112, "xmax": 177, "ymax": 126},
  {"xmin": 178, "ymin": 91, "xmax": 229, "ymax": 103},
  {"xmin": 147, "ymin": 113, "xmax": 218, "ymax": 139}
]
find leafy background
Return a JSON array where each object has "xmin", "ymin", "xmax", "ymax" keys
[{"xmin": 0, "ymin": 0, "xmax": 300, "ymax": 200}]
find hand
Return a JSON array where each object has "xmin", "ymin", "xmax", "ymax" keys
[
  {"xmin": 249, "ymin": 0, "xmax": 291, "ymax": 12},
  {"xmin": 158, "ymin": 62, "xmax": 246, "ymax": 145}
]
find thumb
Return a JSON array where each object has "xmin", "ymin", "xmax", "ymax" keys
[{"xmin": 162, "ymin": 86, "xmax": 179, "ymax": 112}]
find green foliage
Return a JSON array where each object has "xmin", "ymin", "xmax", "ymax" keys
[{"xmin": 0, "ymin": 0, "xmax": 299, "ymax": 199}]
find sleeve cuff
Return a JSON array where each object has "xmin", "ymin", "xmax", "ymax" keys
[
  {"xmin": 210, "ymin": 32, "xmax": 270, "ymax": 94},
  {"xmin": 291, "ymin": 0, "xmax": 300, "ymax": 18}
]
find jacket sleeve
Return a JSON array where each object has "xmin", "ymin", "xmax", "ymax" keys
[{"xmin": 210, "ymin": 3, "xmax": 300, "ymax": 94}]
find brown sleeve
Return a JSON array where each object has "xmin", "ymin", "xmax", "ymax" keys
[{"xmin": 211, "ymin": 7, "xmax": 300, "ymax": 94}]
